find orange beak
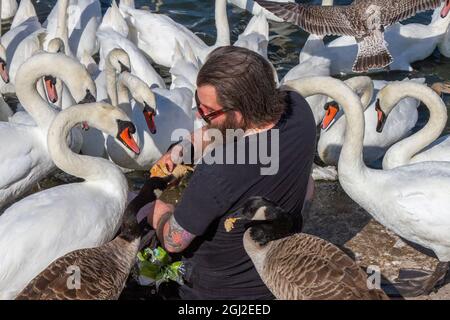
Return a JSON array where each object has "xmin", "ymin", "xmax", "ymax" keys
[
  {"xmin": 143, "ymin": 108, "xmax": 156, "ymax": 134},
  {"xmin": 0, "ymin": 61, "xmax": 9, "ymax": 84},
  {"xmin": 44, "ymin": 76, "xmax": 58, "ymax": 103},
  {"xmin": 441, "ymin": 0, "xmax": 450, "ymax": 18},
  {"xmin": 322, "ymin": 103, "xmax": 339, "ymax": 130},
  {"xmin": 119, "ymin": 127, "xmax": 140, "ymax": 155}
]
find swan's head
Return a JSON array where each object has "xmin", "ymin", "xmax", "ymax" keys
[
  {"xmin": 42, "ymin": 39, "xmax": 65, "ymax": 103},
  {"xmin": 0, "ymin": 45, "xmax": 9, "ymax": 84},
  {"xmin": 225, "ymin": 197, "xmax": 301, "ymax": 246},
  {"xmin": 441, "ymin": 0, "xmax": 450, "ymax": 18},
  {"xmin": 107, "ymin": 48, "xmax": 131, "ymax": 74},
  {"xmin": 118, "ymin": 72, "xmax": 157, "ymax": 134},
  {"xmin": 47, "ymin": 38, "xmax": 65, "ymax": 54},
  {"xmin": 83, "ymin": 102, "xmax": 140, "ymax": 155},
  {"xmin": 321, "ymin": 76, "xmax": 373, "ymax": 131},
  {"xmin": 321, "ymin": 101, "xmax": 339, "ymax": 130}
]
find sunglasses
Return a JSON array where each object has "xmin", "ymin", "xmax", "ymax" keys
[{"xmin": 195, "ymin": 90, "xmax": 233, "ymax": 123}]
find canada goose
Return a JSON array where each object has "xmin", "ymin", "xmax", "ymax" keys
[
  {"xmin": 255, "ymin": 0, "xmax": 449, "ymax": 72},
  {"xmin": 16, "ymin": 176, "xmax": 172, "ymax": 300},
  {"xmin": 226, "ymin": 196, "xmax": 389, "ymax": 300}
]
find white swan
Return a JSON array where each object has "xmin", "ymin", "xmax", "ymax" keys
[
  {"xmin": 43, "ymin": 0, "xmax": 101, "ymax": 60},
  {"xmin": 376, "ymin": 81, "xmax": 450, "ymax": 169},
  {"xmin": 285, "ymin": 76, "xmax": 450, "ymax": 296},
  {"xmin": 234, "ymin": 12, "xmax": 270, "ymax": 59},
  {"xmin": 79, "ymin": 48, "xmax": 131, "ymax": 158},
  {"xmin": 1, "ymin": 0, "xmax": 17, "ymax": 20},
  {"xmin": 227, "ymin": 0, "xmax": 295, "ymax": 22},
  {"xmin": 0, "ymin": 101, "xmax": 140, "ymax": 299},
  {"xmin": 318, "ymin": 77, "xmax": 423, "ymax": 166},
  {"xmin": 106, "ymin": 71, "xmax": 193, "ymax": 170},
  {"xmin": 0, "ymin": 52, "xmax": 96, "ymax": 211},
  {"xmin": 315, "ymin": 2, "xmax": 450, "ymax": 75},
  {"xmin": 96, "ymin": 2, "xmax": 166, "ymax": 89},
  {"xmin": 0, "ymin": 0, "xmax": 42, "ymax": 94},
  {"xmin": 121, "ymin": 0, "xmax": 230, "ymax": 68}
]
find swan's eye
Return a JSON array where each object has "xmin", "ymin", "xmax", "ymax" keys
[
  {"xmin": 119, "ymin": 61, "xmax": 130, "ymax": 73},
  {"xmin": 79, "ymin": 89, "xmax": 96, "ymax": 104}
]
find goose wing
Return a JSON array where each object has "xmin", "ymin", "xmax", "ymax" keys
[
  {"xmin": 376, "ymin": 0, "xmax": 442, "ymax": 26},
  {"xmin": 263, "ymin": 234, "xmax": 388, "ymax": 299},
  {"xmin": 255, "ymin": 0, "xmax": 362, "ymax": 37},
  {"xmin": 16, "ymin": 246, "xmax": 124, "ymax": 300}
]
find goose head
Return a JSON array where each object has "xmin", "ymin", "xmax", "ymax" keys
[
  {"xmin": 117, "ymin": 71, "xmax": 157, "ymax": 134},
  {"xmin": 0, "ymin": 44, "xmax": 9, "ymax": 84},
  {"xmin": 226, "ymin": 197, "xmax": 302, "ymax": 246},
  {"xmin": 321, "ymin": 76, "xmax": 374, "ymax": 131},
  {"xmin": 83, "ymin": 102, "xmax": 140, "ymax": 155}
]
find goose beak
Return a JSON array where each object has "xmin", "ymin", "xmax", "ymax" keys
[
  {"xmin": 321, "ymin": 102, "xmax": 339, "ymax": 131},
  {"xmin": 375, "ymin": 99, "xmax": 387, "ymax": 133},
  {"xmin": 0, "ymin": 60, "xmax": 9, "ymax": 84},
  {"xmin": 44, "ymin": 76, "xmax": 58, "ymax": 103},
  {"xmin": 143, "ymin": 105, "xmax": 157, "ymax": 134},
  {"xmin": 117, "ymin": 126, "xmax": 140, "ymax": 155},
  {"xmin": 441, "ymin": 0, "xmax": 450, "ymax": 18}
]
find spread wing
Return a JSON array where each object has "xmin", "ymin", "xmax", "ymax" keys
[
  {"xmin": 255, "ymin": 0, "xmax": 362, "ymax": 37},
  {"xmin": 377, "ymin": 0, "xmax": 442, "ymax": 26}
]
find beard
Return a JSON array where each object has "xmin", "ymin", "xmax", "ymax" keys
[{"xmin": 207, "ymin": 112, "xmax": 246, "ymax": 137}]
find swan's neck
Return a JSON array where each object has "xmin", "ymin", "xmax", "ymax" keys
[
  {"xmin": 105, "ymin": 61, "xmax": 118, "ymax": 107},
  {"xmin": 47, "ymin": 104, "xmax": 127, "ymax": 184},
  {"xmin": 383, "ymin": 85, "xmax": 448, "ymax": 169},
  {"xmin": 15, "ymin": 63, "xmax": 58, "ymax": 130},
  {"xmin": 116, "ymin": 77, "xmax": 133, "ymax": 117},
  {"xmin": 284, "ymin": 78, "xmax": 367, "ymax": 178},
  {"xmin": 55, "ymin": 0, "xmax": 73, "ymax": 56},
  {"xmin": 214, "ymin": 0, "xmax": 230, "ymax": 46}
]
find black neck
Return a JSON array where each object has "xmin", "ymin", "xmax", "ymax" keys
[{"xmin": 120, "ymin": 177, "xmax": 169, "ymax": 241}]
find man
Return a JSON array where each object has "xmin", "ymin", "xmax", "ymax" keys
[{"xmin": 147, "ymin": 46, "xmax": 316, "ymax": 299}]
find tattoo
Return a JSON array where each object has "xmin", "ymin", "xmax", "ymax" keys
[{"xmin": 164, "ymin": 215, "xmax": 195, "ymax": 252}]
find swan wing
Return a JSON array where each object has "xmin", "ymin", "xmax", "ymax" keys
[
  {"xmin": 254, "ymin": 0, "xmax": 361, "ymax": 37},
  {"xmin": 391, "ymin": 165, "xmax": 450, "ymax": 229},
  {"xmin": 0, "ymin": 184, "xmax": 121, "ymax": 298},
  {"xmin": 0, "ymin": 125, "xmax": 40, "ymax": 190}
]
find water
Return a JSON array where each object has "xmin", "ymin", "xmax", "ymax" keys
[{"xmin": 15, "ymin": 0, "xmax": 450, "ymax": 298}]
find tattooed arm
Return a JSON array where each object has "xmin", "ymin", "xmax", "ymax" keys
[{"xmin": 157, "ymin": 213, "xmax": 196, "ymax": 253}]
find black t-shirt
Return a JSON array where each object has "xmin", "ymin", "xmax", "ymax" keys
[{"xmin": 173, "ymin": 91, "xmax": 316, "ymax": 300}]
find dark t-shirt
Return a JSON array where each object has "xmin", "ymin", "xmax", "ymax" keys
[{"xmin": 173, "ymin": 91, "xmax": 316, "ymax": 300}]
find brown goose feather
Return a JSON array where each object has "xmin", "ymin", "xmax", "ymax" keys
[
  {"xmin": 16, "ymin": 238, "xmax": 139, "ymax": 300},
  {"xmin": 257, "ymin": 233, "xmax": 389, "ymax": 300}
]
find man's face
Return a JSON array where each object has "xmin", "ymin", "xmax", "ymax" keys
[{"xmin": 196, "ymin": 85, "xmax": 245, "ymax": 134}]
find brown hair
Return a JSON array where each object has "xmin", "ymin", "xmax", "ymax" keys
[{"xmin": 197, "ymin": 46, "xmax": 286, "ymax": 128}]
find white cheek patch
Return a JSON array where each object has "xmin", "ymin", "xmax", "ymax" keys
[
  {"xmin": 154, "ymin": 189, "xmax": 163, "ymax": 199},
  {"xmin": 253, "ymin": 206, "xmax": 267, "ymax": 221}
]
